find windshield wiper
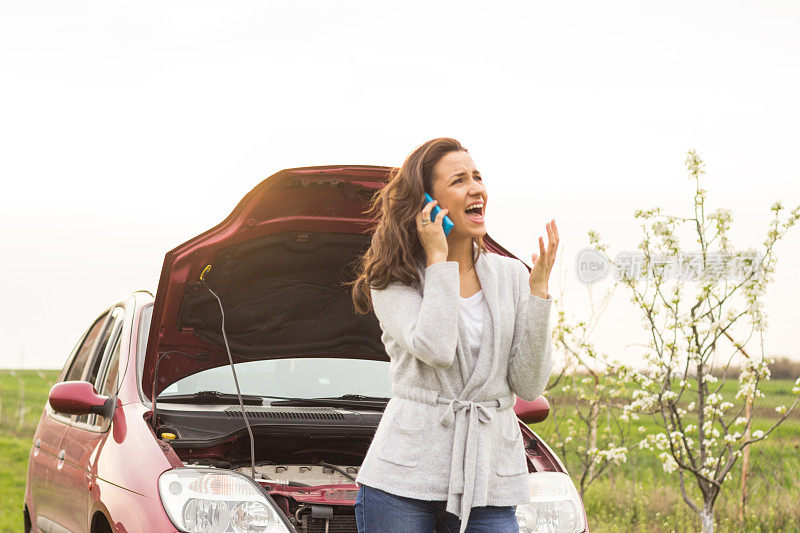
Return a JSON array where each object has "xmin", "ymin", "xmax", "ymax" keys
[
  {"xmin": 335, "ymin": 394, "xmax": 391, "ymax": 401},
  {"xmin": 156, "ymin": 391, "xmax": 390, "ymax": 409},
  {"xmin": 268, "ymin": 394, "xmax": 390, "ymax": 410},
  {"xmin": 157, "ymin": 390, "xmax": 264, "ymax": 405}
]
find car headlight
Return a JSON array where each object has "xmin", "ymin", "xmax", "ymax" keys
[
  {"xmin": 515, "ymin": 472, "xmax": 587, "ymax": 533},
  {"xmin": 158, "ymin": 468, "xmax": 293, "ymax": 533}
]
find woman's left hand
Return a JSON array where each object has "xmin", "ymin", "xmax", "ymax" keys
[{"xmin": 529, "ymin": 219, "xmax": 559, "ymax": 299}]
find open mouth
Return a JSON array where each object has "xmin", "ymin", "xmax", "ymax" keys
[{"xmin": 464, "ymin": 201, "xmax": 485, "ymax": 224}]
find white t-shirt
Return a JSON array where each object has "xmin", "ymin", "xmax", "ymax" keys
[{"xmin": 459, "ymin": 289, "xmax": 487, "ymax": 360}]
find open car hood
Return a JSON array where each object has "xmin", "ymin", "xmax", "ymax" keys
[{"xmin": 143, "ymin": 165, "xmax": 520, "ymax": 400}]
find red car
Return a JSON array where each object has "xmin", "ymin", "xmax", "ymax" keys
[{"xmin": 24, "ymin": 165, "xmax": 588, "ymax": 533}]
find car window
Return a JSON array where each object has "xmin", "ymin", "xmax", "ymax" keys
[
  {"xmin": 86, "ymin": 332, "xmax": 123, "ymax": 430},
  {"xmin": 85, "ymin": 309, "xmax": 121, "ymax": 385},
  {"xmin": 64, "ymin": 312, "xmax": 109, "ymax": 382},
  {"xmin": 159, "ymin": 357, "xmax": 392, "ymax": 400},
  {"xmin": 76, "ymin": 307, "xmax": 124, "ymax": 426},
  {"xmin": 99, "ymin": 335, "xmax": 121, "ymax": 397}
]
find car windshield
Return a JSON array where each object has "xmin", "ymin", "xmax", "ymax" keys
[
  {"xmin": 137, "ymin": 303, "xmax": 392, "ymax": 401},
  {"xmin": 157, "ymin": 358, "xmax": 392, "ymax": 400}
]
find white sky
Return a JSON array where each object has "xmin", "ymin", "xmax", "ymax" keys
[{"xmin": 1, "ymin": 1, "xmax": 798, "ymax": 370}]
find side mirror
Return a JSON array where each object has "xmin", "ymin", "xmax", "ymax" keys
[
  {"xmin": 49, "ymin": 381, "xmax": 114, "ymax": 418},
  {"xmin": 513, "ymin": 395, "xmax": 550, "ymax": 424}
]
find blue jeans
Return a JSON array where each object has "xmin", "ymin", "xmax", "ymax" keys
[{"xmin": 354, "ymin": 484, "xmax": 519, "ymax": 533}]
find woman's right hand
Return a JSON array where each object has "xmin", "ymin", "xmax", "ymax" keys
[{"xmin": 416, "ymin": 199, "xmax": 449, "ymax": 265}]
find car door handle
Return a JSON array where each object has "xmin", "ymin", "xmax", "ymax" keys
[
  {"xmin": 57, "ymin": 450, "xmax": 66, "ymax": 460},
  {"xmin": 34, "ymin": 439, "xmax": 41, "ymax": 449}
]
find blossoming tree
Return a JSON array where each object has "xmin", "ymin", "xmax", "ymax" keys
[
  {"xmin": 592, "ymin": 150, "xmax": 800, "ymax": 532},
  {"xmin": 548, "ymin": 253, "xmax": 635, "ymax": 498}
]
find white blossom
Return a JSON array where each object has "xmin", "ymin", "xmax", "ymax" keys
[
  {"xmin": 737, "ymin": 381, "xmax": 757, "ymax": 400},
  {"xmin": 659, "ymin": 452, "xmax": 678, "ymax": 473},
  {"xmin": 596, "ymin": 446, "xmax": 628, "ymax": 464},
  {"xmin": 632, "ymin": 389, "xmax": 649, "ymax": 400},
  {"xmin": 724, "ymin": 432, "xmax": 742, "ymax": 443}
]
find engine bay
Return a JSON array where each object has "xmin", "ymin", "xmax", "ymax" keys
[{"xmin": 163, "ymin": 406, "xmax": 377, "ymax": 533}]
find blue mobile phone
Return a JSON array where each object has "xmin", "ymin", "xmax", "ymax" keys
[{"xmin": 423, "ymin": 192, "xmax": 455, "ymax": 236}]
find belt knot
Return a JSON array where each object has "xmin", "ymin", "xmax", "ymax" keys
[{"xmin": 438, "ymin": 398, "xmax": 495, "ymax": 427}]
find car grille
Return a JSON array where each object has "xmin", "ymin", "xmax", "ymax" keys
[
  {"xmin": 224, "ymin": 407, "xmax": 346, "ymax": 421},
  {"xmin": 306, "ymin": 515, "xmax": 358, "ymax": 533}
]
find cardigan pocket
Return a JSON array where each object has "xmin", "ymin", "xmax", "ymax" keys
[
  {"xmin": 495, "ymin": 425, "xmax": 528, "ymax": 477},
  {"xmin": 376, "ymin": 420, "xmax": 424, "ymax": 467}
]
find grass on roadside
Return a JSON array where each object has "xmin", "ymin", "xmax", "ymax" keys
[{"xmin": 535, "ymin": 378, "xmax": 800, "ymax": 532}]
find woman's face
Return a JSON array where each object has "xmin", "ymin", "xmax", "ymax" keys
[{"xmin": 430, "ymin": 150, "xmax": 487, "ymax": 239}]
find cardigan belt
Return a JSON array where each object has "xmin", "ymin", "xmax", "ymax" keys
[{"xmin": 391, "ymin": 383, "xmax": 516, "ymax": 533}]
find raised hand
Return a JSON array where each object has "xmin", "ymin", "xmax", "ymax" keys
[{"xmin": 529, "ymin": 219, "xmax": 559, "ymax": 298}]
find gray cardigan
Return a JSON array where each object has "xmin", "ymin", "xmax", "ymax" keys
[{"xmin": 355, "ymin": 249, "xmax": 554, "ymax": 532}]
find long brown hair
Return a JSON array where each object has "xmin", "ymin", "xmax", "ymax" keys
[{"xmin": 350, "ymin": 137, "xmax": 487, "ymax": 315}]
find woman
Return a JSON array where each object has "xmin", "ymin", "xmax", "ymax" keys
[{"xmin": 350, "ymin": 138, "xmax": 558, "ymax": 533}]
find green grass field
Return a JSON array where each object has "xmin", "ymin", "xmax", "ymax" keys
[
  {"xmin": 537, "ymin": 378, "xmax": 800, "ymax": 532},
  {"xmin": 1, "ymin": 370, "xmax": 797, "ymax": 532},
  {"xmin": 0, "ymin": 369, "xmax": 59, "ymax": 532}
]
